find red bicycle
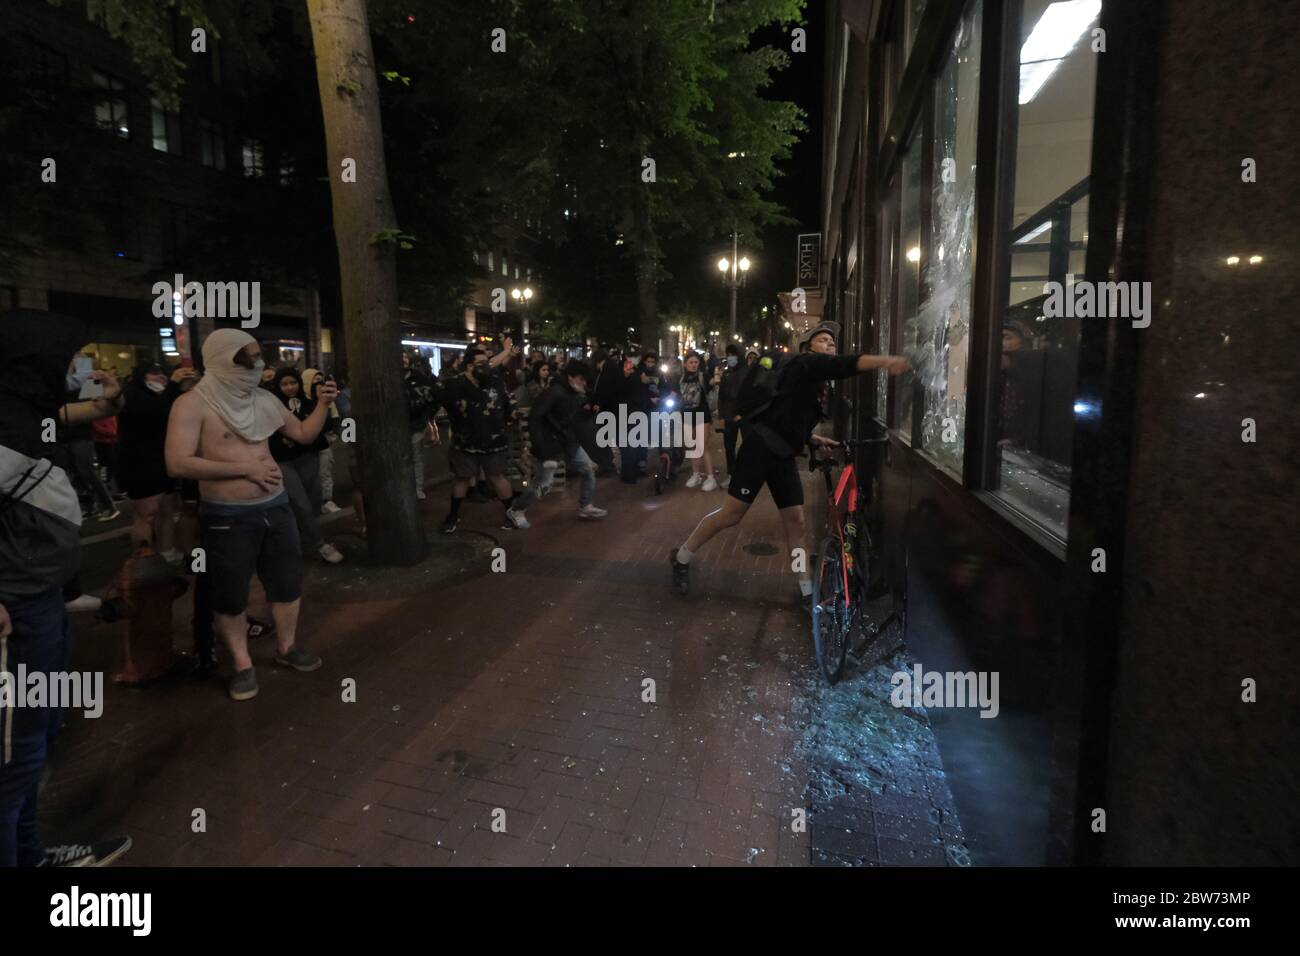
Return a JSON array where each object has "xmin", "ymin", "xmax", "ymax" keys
[{"xmin": 810, "ymin": 436, "xmax": 903, "ymax": 683}]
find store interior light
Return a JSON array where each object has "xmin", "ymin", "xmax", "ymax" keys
[
  {"xmin": 906, "ymin": 246, "xmax": 921, "ymax": 263},
  {"xmin": 1015, "ymin": 221, "xmax": 1052, "ymax": 245},
  {"xmin": 1018, "ymin": 0, "xmax": 1101, "ymax": 105}
]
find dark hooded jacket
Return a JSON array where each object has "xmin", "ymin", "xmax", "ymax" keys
[
  {"xmin": 118, "ymin": 361, "xmax": 181, "ymax": 475},
  {"xmin": 268, "ymin": 368, "xmax": 327, "ymax": 461},
  {"xmin": 0, "ymin": 309, "xmax": 92, "ymax": 599}
]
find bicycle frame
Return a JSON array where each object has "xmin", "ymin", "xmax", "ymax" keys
[{"xmin": 820, "ymin": 452, "xmax": 864, "ymax": 613}]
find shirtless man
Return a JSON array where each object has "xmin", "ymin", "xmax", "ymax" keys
[{"xmin": 165, "ymin": 328, "xmax": 337, "ymax": 700}]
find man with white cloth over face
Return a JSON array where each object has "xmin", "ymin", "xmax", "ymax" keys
[{"xmin": 166, "ymin": 329, "xmax": 338, "ymax": 701}]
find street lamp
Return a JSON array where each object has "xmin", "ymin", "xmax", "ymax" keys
[
  {"xmin": 510, "ymin": 286, "xmax": 534, "ymax": 337},
  {"xmin": 716, "ymin": 229, "xmax": 752, "ymax": 337}
]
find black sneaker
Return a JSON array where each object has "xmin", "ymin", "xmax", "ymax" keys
[
  {"xmin": 669, "ymin": 550, "xmax": 690, "ymax": 597},
  {"xmin": 41, "ymin": 836, "xmax": 133, "ymax": 867},
  {"xmin": 441, "ymin": 516, "xmax": 458, "ymax": 535}
]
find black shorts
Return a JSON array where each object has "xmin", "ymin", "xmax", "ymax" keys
[
  {"xmin": 727, "ymin": 436, "xmax": 803, "ymax": 509},
  {"xmin": 448, "ymin": 446, "xmax": 509, "ymax": 479},
  {"xmin": 199, "ymin": 498, "xmax": 303, "ymax": 614}
]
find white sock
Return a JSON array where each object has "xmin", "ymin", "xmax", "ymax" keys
[
  {"xmin": 676, "ymin": 545, "xmax": 693, "ymax": 565},
  {"xmin": 798, "ymin": 577, "xmax": 813, "ymax": 597}
]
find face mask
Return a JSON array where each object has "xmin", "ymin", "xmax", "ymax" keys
[
  {"xmin": 253, "ymin": 358, "xmax": 266, "ymax": 371},
  {"xmin": 146, "ymin": 380, "xmax": 166, "ymax": 394},
  {"xmin": 727, "ymin": 356, "xmax": 738, "ymax": 367}
]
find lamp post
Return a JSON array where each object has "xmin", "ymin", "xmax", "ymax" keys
[
  {"xmin": 717, "ymin": 229, "xmax": 751, "ymax": 337},
  {"xmin": 510, "ymin": 286, "xmax": 534, "ymax": 341}
]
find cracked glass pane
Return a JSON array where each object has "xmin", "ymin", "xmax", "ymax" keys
[{"xmin": 913, "ymin": 0, "xmax": 982, "ymax": 479}]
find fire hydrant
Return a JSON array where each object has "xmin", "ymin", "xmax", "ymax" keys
[{"xmin": 100, "ymin": 544, "xmax": 188, "ymax": 685}]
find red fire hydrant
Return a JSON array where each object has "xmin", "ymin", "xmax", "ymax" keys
[{"xmin": 102, "ymin": 544, "xmax": 188, "ymax": 685}]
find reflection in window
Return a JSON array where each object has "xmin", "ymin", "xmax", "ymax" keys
[
  {"xmin": 916, "ymin": 0, "xmax": 981, "ymax": 479},
  {"xmin": 893, "ymin": 141, "xmax": 921, "ymax": 440},
  {"xmin": 994, "ymin": 0, "xmax": 1099, "ymax": 539},
  {"xmin": 200, "ymin": 118, "xmax": 226, "ymax": 170}
]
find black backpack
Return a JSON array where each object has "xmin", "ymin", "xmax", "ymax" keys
[{"xmin": 731, "ymin": 352, "xmax": 789, "ymax": 424}]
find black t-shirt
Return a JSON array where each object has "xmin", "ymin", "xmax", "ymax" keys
[
  {"xmin": 752, "ymin": 352, "xmax": 861, "ymax": 456},
  {"xmin": 431, "ymin": 370, "xmax": 512, "ymax": 454}
]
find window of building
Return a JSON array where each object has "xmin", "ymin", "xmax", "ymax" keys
[
  {"xmin": 501, "ymin": 254, "xmax": 508, "ymax": 277},
  {"xmin": 150, "ymin": 97, "xmax": 182, "ymax": 155},
  {"xmin": 199, "ymin": 118, "xmax": 226, "ymax": 170},
  {"xmin": 904, "ymin": 0, "xmax": 929, "ymax": 64},
  {"xmin": 278, "ymin": 155, "xmax": 296, "ymax": 186},
  {"xmin": 876, "ymin": 186, "xmax": 898, "ymax": 422},
  {"xmin": 487, "ymin": 250, "xmax": 494, "ymax": 271},
  {"xmin": 162, "ymin": 202, "xmax": 189, "ymax": 257},
  {"xmin": 210, "ymin": 37, "xmax": 223, "ymax": 85},
  {"xmin": 915, "ymin": 0, "xmax": 981, "ymax": 479},
  {"xmin": 990, "ymin": 0, "xmax": 1100, "ymax": 540},
  {"xmin": 107, "ymin": 204, "xmax": 141, "ymax": 260},
  {"xmin": 93, "ymin": 71, "xmax": 129, "ymax": 138},
  {"xmin": 241, "ymin": 138, "xmax": 265, "ymax": 178},
  {"xmin": 893, "ymin": 137, "xmax": 922, "ymax": 440}
]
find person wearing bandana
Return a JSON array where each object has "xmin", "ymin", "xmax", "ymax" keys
[
  {"xmin": 165, "ymin": 329, "xmax": 337, "ymax": 701},
  {"xmin": 0, "ymin": 309, "xmax": 133, "ymax": 867}
]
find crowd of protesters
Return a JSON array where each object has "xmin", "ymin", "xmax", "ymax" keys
[{"xmin": 0, "ymin": 304, "xmax": 909, "ymax": 869}]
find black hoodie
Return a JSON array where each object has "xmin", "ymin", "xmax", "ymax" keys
[
  {"xmin": 0, "ymin": 309, "xmax": 93, "ymax": 599},
  {"xmin": 268, "ymin": 368, "xmax": 327, "ymax": 461}
]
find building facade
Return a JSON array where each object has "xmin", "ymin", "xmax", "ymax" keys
[
  {"xmin": 819, "ymin": 0, "xmax": 1298, "ymax": 864},
  {"xmin": 1, "ymin": 0, "xmax": 338, "ymax": 374}
]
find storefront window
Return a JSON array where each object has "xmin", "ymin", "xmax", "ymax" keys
[
  {"xmin": 915, "ymin": 0, "xmax": 981, "ymax": 479},
  {"xmin": 893, "ymin": 140, "xmax": 921, "ymax": 440},
  {"xmin": 993, "ymin": 0, "xmax": 1099, "ymax": 539},
  {"xmin": 876, "ymin": 189, "xmax": 897, "ymax": 422}
]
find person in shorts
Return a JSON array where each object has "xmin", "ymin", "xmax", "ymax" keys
[
  {"xmin": 669, "ymin": 321, "xmax": 909, "ymax": 606},
  {"xmin": 165, "ymin": 329, "xmax": 337, "ymax": 701},
  {"xmin": 428, "ymin": 342, "xmax": 520, "ymax": 534}
]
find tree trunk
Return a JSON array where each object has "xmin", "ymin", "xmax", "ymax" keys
[{"xmin": 306, "ymin": 0, "xmax": 425, "ymax": 566}]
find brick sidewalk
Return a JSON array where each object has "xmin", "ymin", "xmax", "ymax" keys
[{"xmin": 43, "ymin": 439, "xmax": 964, "ymax": 866}]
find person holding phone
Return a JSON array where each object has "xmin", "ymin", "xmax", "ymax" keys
[{"xmin": 54, "ymin": 357, "xmax": 120, "ymax": 522}]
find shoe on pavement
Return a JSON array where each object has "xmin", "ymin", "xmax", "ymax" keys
[
  {"xmin": 669, "ymin": 549, "xmax": 690, "ymax": 596},
  {"xmin": 64, "ymin": 594, "xmax": 102, "ymax": 613},
  {"xmin": 160, "ymin": 548, "xmax": 183, "ymax": 565},
  {"xmin": 95, "ymin": 508, "xmax": 120, "ymax": 522},
  {"xmin": 577, "ymin": 504, "xmax": 607, "ymax": 520},
  {"xmin": 684, "ymin": 472, "xmax": 703, "ymax": 489},
  {"xmin": 416, "ymin": 489, "xmax": 427, "ymax": 500},
  {"xmin": 41, "ymin": 836, "xmax": 133, "ymax": 868},
  {"xmin": 701, "ymin": 476, "xmax": 718, "ymax": 492},
  {"xmin": 441, "ymin": 516, "xmax": 458, "ymax": 535},
  {"xmin": 318, "ymin": 543, "xmax": 345, "ymax": 564},
  {"xmin": 274, "ymin": 646, "xmax": 322, "ymax": 672},
  {"xmin": 229, "ymin": 667, "xmax": 259, "ymax": 700},
  {"xmin": 504, "ymin": 507, "xmax": 530, "ymax": 529},
  {"xmin": 321, "ymin": 501, "xmax": 342, "ymax": 514}
]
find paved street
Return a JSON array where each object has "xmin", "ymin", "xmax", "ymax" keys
[{"xmin": 47, "ymin": 442, "xmax": 967, "ymax": 867}]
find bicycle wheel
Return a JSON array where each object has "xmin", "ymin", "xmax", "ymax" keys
[{"xmin": 811, "ymin": 535, "xmax": 850, "ymax": 683}]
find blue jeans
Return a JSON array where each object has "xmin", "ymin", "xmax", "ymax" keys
[
  {"xmin": 517, "ymin": 446, "xmax": 596, "ymax": 510},
  {"xmin": 0, "ymin": 587, "xmax": 70, "ymax": 867}
]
